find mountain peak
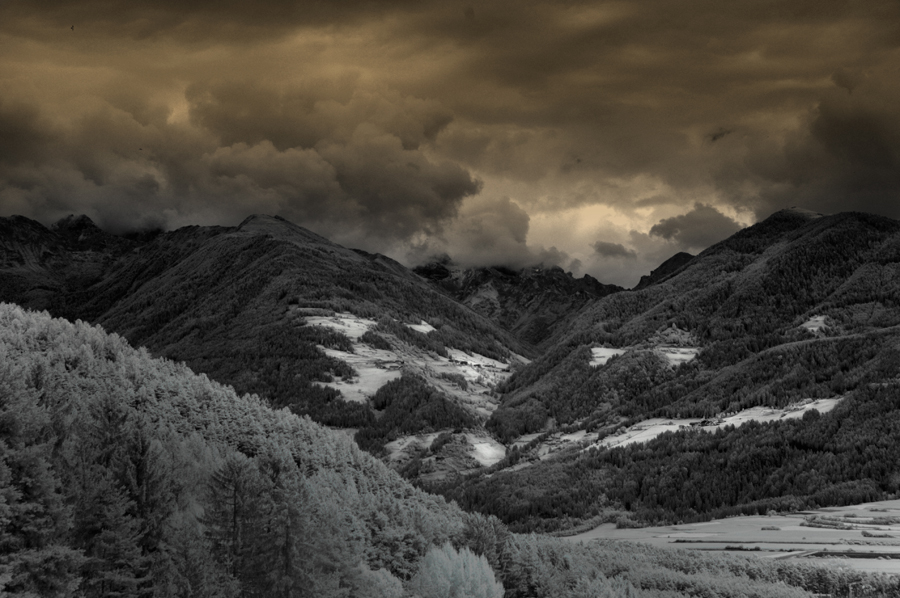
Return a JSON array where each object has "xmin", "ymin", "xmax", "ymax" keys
[
  {"xmin": 52, "ymin": 214, "xmax": 100, "ymax": 233},
  {"xmin": 236, "ymin": 214, "xmax": 334, "ymax": 246}
]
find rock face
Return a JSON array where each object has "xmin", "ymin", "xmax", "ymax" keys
[{"xmin": 415, "ymin": 261, "xmax": 623, "ymax": 347}]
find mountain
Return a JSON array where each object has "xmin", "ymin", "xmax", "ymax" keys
[
  {"xmin": 414, "ymin": 260, "xmax": 622, "ymax": 347},
  {"xmin": 0, "ymin": 214, "xmax": 535, "ymax": 480},
  {"xmin": 7, "ymin": 207, "xmax": 900, "ymax": 539},
  {"xmin": 2, "ymin": 302, "xmax": 889, "ymax": 598},
  {"xmin": 436, "ymin": 209, "xmax": 900, "ymax": 532}
]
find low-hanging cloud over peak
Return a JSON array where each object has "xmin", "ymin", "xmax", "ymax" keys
[
  {"xmin": 649, "ymin": 203, "xmax": 744, "ymax": 252},
  {"xmin": 591, "ymin": 240, "xmax": 637, "ymax": 260}
]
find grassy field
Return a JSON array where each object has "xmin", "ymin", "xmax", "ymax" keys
[{"xmin": 565, "ymin": 499, "xmax": 900, "ymax": 575}]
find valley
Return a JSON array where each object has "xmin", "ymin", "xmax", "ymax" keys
[{"xmin": 3, "ymin": 208, "xmax": 900, "ymax": 596}]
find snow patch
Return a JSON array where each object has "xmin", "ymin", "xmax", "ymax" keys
[
  {"xmin": 590, "ymin": 347, "xmax": 625, "ymax": 366},
  {"xmin": 406, "ymin": 320, "xmax": 436, "ymax": 334},
  {"xmin": 656, "ymin": 346, "xmax": 699, "ymax": 366},
  {"xmin": 316, "ymin": 346, "xmax": 403, "ymax": 403},
  {"xmin": 512, "ymin": 432, "xmax": 542, "ymax": 448},
  {"xmin": 304, "ymin": 312, "xmax": 377, "ymax": 340},
  {"xmin": 300, "ymin": 312, "xmax": 515, "ymax": 418},
  {"xmin": 466, "ymin": 433, "xmax": 506, "ymax": 466},
  {"xmin": 801, "ymin": 315, "xmax": 828, "ymax": 335},
  {"xmin": 592, "ymin": 397, "xmax": 842, "ymax": 450}
]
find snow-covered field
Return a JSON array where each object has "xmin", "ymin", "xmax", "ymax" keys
[
  {"xmin": 465, "ymin": 433, "xmax": 506, "ymax": 466},
  {"xmin": 594, "ymin": 397, "xmax": 842, "ymax": 450},
  {"xmin": 504, "ymin": 398, "xmax": 843, "ymax": 465},
  {"xmin": 591, "ymin": 326, "xmax": 699, "ymax": 368},
  {"xmin": 406, "ymin": 320, "xmax": 436, "ymax": 334},
  {"xmin": 316, "ymin": 345, "xmax": 403, "ymax": 403},
  {"xmin": 302, "ymin": 311, "xmax": 518, "ymax": 416},
  {"xmin": 305, "ymin": 313, "xmax": 376, "ymax": 340},
  {"xmin": 656, "ymin": 346, "xmax": 699, "ymax": 366}
]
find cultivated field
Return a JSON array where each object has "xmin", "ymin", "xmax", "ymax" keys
[{"xmin": 566, "ymin": 499, "xmax": 900, "ymax": 575}]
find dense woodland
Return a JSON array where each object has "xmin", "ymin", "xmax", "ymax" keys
[
  {"xmin": 0, "ymin": 215, "xmax": 526, "ymax": 435},
  {"xmin": 437, "ymin": 211, "xmax": 900, "ymax": 534},
  {"xmin": 489, "ymin": 211, "xmax": 900, "ymax": 443},
  {"xmin": 4, "ymin": 304, "xmax": 899, "ymax": 597},
  {"xmin": 442, "ymin": 382, "xmax": 900, "ymax": 532},
  {"xmin": 354, "ymin": 375, "xmax": 477, "ymax": 454}
]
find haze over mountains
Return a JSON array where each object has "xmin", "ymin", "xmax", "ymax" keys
[{"xmin": 3, "ymin": 208, "xmax": 900, "ymax": 535}]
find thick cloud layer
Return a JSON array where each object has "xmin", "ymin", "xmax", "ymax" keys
[
  {"xmin": 592, "ymin": 241, "xmax": 636, "ymax": 260},
  {"xmin": 649, "ymin": 204, "xmax": 744, "ymax": 252},
  {"xmin": 2, "ymin": 0, "xmax": 900, "ymax": 285},
  {"xmin": 0, "ymin": 82, "xmax": 479, "ymax": 239}
]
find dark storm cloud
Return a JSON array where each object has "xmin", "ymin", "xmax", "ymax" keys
[
  {"xmin": 0, "ymin": 100, "xmax": 58, "ymax": 166},
  {"xmin": 3, "ymin": 0, "xmax": 900, "ymax": 273},
  {"xmin": 0, "ymin": 84, "xmax": 479, "ymax": 240},
  {"xmin": 187, "ymin": 83, "xmax": 454, "ymax": 152},
  {"xmin": 650, "ymin": 203, "xmax": 744, "ymax": 251},
  {"xmin": 726, "ymin": 71, "xmax": 900, "ymax": 221},
  {"xmin": 415, "ymin": 195, "xmax": 574, "ymax": 271},
  {"xmin": 592, "ymin": 240, "xmax": 636, "ymax": 259}
]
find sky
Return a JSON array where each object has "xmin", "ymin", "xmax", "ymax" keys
[{"xmin": 2, "ymin": 1, "xmax": 900, "ymax": 286}]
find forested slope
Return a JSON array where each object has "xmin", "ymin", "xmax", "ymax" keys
[
  {"xmin": 0, "ymin": 214, "xmax": 529, "ymax": 440},
  {"xmin": 490, "ymin": 209, "xmax": 900, "ymax": 438},
  {"xmin": 2, "ymin": 303, "xmax": 897, "ymax": 597},
  {"xmin": 440, "ymin": 209, "xmax": 900, "ymax": 532}
]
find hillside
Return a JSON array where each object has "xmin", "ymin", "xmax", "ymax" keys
[
  {"xmin": 2, "ymin": 303, "xmax": 895, "ymax": 598},
  {"xmin": 0, "ymin": 214, "xmax": 536, "ymax": 477},
  {"xmin": 415, "ymin": 260, "xmax": 622, "ymax": 347},
  {"xmin": 436, "ymin": 209, "xmax": 900, "ymax": 532}
]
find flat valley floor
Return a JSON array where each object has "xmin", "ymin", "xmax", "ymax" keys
[{"xmin": 567, "ymin": 499, "xmax": 900, "ymax": 575}]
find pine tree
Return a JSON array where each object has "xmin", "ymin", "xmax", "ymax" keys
[
  {"xmin": 407, "ymin": 543, "xmax": 504, "ymax": 598},
  {"xmin": 201, "ymin": 451, "xmax": 262, "ymax": 593},
  {"xmin": 71, "ymin": 466, "xmax": 150, "ymax": 598}
]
